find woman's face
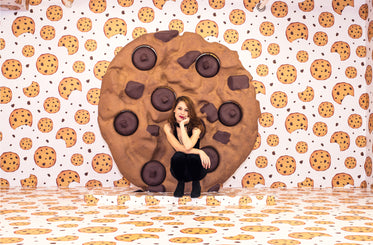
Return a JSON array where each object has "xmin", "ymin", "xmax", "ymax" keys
[{"xmin": 174, "ymin": 101, "xmax": 189, "ymax": 123}]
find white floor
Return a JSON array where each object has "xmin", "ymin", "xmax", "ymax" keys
[{"xmin": 1, "ymin": 187, "xmax": 373, "ymax": 244}]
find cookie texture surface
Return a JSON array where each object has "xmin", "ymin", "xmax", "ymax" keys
[{"xmin": 98, "ymin": 31, "xmax": 260, "ymax": 192}]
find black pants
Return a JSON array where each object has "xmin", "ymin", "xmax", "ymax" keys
[{"xmin": 170, "ymin": 152, "xmax": 207, "ymax": 182}]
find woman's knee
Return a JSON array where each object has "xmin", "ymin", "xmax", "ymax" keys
[{"xmin": 171, "ymin": 151, "xmax": 187, "ymax": 162}]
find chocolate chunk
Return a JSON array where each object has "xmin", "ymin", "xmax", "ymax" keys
[
  {"xmin": 141, "ymin": 160, "xmax": 166, "ymax": 186},
  {"xmin": 154, "ymin": 30, "xmax": 179, "ymax": 42},
  {"xmin": 151, "ymin": 87, "xmax": 176, "ymax": 112},
  {"xmin": 132, "ymin": 45, "xmax": 157, "ymax": 70},
  {"xmin": 195, "ymin": 53, "xmax": 220, "ymax": 78},
  {"xmin": 147, "ymin": 185, "xmax": 166, "ymax": 192},
  {"xmin": 177, "ymin": 51, "xmax": 201, "ymax": 69},
  {"xmin": 147, "ymin": 125, "xmax": 160, "ymax": 136},
  {"xmin": 201, "ymin": 146, "xmax": 219, "ymax": 173},
  {"xmin": 218, "ymin": 102, "xmax": 242, "ymax": 126},
  {"xmin": 200, "ymin": 103, "xmax": 218, "ymax": 123},
  {"xmin": 125, "ymin": 81, "xmax": 145, "ymax": 99},
  {"xmin": 213, "ymin": 131, "xmax": 231, "ymax": 144},
  {"xmin": 114, "ymin": 111, "xmax": 138, "ymax": 136},
  {"xmin": 228, "ymin": 75, "xmax": 250, "ymax": 91}
]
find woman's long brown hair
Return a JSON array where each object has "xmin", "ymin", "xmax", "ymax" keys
[{"xmin": 168, "ymin": 96, "xmax": 205, "ymax": 136}]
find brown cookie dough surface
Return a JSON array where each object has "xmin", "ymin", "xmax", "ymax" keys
[{"xmin": 98, "ymin": 31, "xmax": 260, "ymax": 193}]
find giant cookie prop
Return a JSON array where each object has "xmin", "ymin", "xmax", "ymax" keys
[{"xmin": 98, "ymin": 30, "xmax": 260, "ymax": 193}]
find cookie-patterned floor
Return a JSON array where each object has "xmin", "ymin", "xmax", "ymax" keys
[{"xmin": 1, "ymin": 187, "xmax": 373, "ymax": 244}]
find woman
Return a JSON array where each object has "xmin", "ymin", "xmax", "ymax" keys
[{"xmin": 163, "ymin": 96, "xmax": 211, "ymax": 198}]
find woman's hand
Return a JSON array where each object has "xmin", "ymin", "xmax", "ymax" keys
[
  {"xmin": 180, "ymin": 117, "xmax": 190, "ymax": 126},
  {"xmin": 199, "ymin": 150, "xmax": 211, "ymax": 169}
]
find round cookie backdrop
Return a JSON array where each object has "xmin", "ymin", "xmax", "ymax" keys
[
  {"xmin": 98, "ymin": 30, "xmax": 260, "ymax": 192},
  {"xmin": 0, "ymin": 0, "xmax": 373, "ymax": 188}
]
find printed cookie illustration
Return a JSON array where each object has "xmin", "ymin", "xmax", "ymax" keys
[
  {"xmin": 209, "ymin": 0, "xmax": 225, "ymax": 9},
  {"xmin": 40, "ymin": 25, "xmax": 56, "ymax": 40},
  {"xmin": 19, "ymin": 137, "xmax": 32, "ymax": 150},
  {"xmin": 20, "ymin": 174, "xmax": 37, "ymax": 188},
  {"xmin": 22, "ymin": 45, "xmax": 35, "ymax": 57},
  {"xmin": 180, "ymin": 0, "xmax": 198, "ymax": 15},
  {"xmin": 313, "ymin": 122, "xmax": 328, "ymax": 136},
  {"xmin": 345, "ymin": 156, "xmax": 357, "ymax": 169},
  {"xmin": 332, "ymin": 0, "xmax": 354, "ymax": 15},
  {"xmin": 331, "ymin": 41, "xmax": 350, "ymax": 61},
  {"xmin": 311, "ymin": 59, "xmax": 332, "ymax": 80},
  {"xmin": 242, "ymin": 39, "xmax": 262, "ymax": 58},
  {"xmin": 224, "ymin": 29, "xmax": 239, "ymax": 44},
  {"xmin": 286, "ymin": 22, "xmax": 308, "ymax": 42},
  {"xmin": 77, "ymin": 17, "xmax": 92, "ymax": 32},
  {"xmin": 348, "ymin": 24, "xmax": 363, "ymax": 39},
  {"xmin": 260, "ymin": 21, "xmax": 275, "ymax": 36},
  {"xmin": 169, "ymin": 20, "xmax": 184, "ymax": 33},
  {"xmin": 12, "ymin": 16, "xmax": 35, "ymax": 37},
  {"xmin": 271, "ymin": 1, "xmax": 288, "ymax": 18},
  {"xmin": 319, "ymin": 12, "xmax": 334, "ymax": 27},
  {"xmin": 2, "ymin": 59, "xmax": 22, "ymax": 79},
  {"xmin": 365, "ymin": 157, "xmax": 372, "ymax": 176},
  {"xmin": 318, "ymin": 102, "xmax": 334, "ymax": 118},
  {"xmin": 298, "ymin": 177, "xmax": 314, "ymax": 187},
  {"xmin": 267, "ymin": 43, "xmax": 280, "ymax": 55},
  {"xmin": 91, "ymin": 153, "xmax": 113, "ymax": 174},
  {"xmin": 332, "ymin": 82, "xmax": 354, "ymax": 104},
  {"xmin": 310, "ymin": 150, "xmax": 331, "ymax": 171},
  {"xmin": 242, "ymin": 172, "xmax": 265, "ymax": 187},
  {"xmin": 56, "ymin": 170, "xmax": 80, "ymax": 187},
  {"xmin": 285, "ymin": 113, "xmax": 308, "ymax": 133},
  {"xmin": 277, "ymin": 64, "xmax": 297, "ymax": 84},
  {"xmin": 9, "ymin": 108, "xmax": 32, "ymax": 129},
  {"xmin": 0, "ymin": 87, "xmax": 12, "ymax": 104},
  {"xmin": 195, "ymin": 20, "xmax": 218, "ymax": 38},
  {"xmin": 229, "ymin": 9, "xmax": 246, "ymax": 25},
  {"xmin": 46, "ymin": 5, "xmax": 63, "ymax": 21},
  {"xmin": 313, "ymin": 31, "xmax": 328, "ymax": 46},
  {"xmin": 56, "ymin": 127, "xmax": 77, "ymax": 147},
  {"xmin": 98, "ymin": 30, "xmax": 260, "ymax": 193},
  {"xmin": 58, "ymin": 35, "xmax": 79, "ymax": 55},
  {"xmin": 330, "ymin": 131, "xmax": 350, "ymax": 151},
  {"xmin": 332, "ymin": 173, "xmax": 354, "ymax": 187},
  {"xmin": 38, "ymin": 117, "xmax": 53, "ymax": 133},
  {"xmin": 58, "ymin": 77, "xmax": 82, "ymax": 99},
  {"xmin": 298, "ymin": 86, "xmax": 314, "ymax": 102},
  {"xmin": 104, "ymin": 18, "xmax": 127, "ymax": 38},
  {"xmin": 298, "ymin": 0, "xmax": 314, "ymax": 12},
  {"xmin": 243, "ymin": 0, "xmax": 260, "ymax": 12},
  {"xmin": 34, "ymin": 146, "xmax": 56, "ymax": 168},
  {"xmin": 36, "ymin": 54, "xmax": 58, "ymax": 75},
  {"xmin": 23, "ymin": 81, "xmax": 40, "ymax": 97},
  {"xmin": 1, "ymin": 152, "xmax": 20, "ymax": 172},
  {"xmin": 276, "ymin": 155, "xmax": 296, "ymax": 175},
  {"xmin": 270, "ymin": 91, "xmax": 287, "ymax": 108}
]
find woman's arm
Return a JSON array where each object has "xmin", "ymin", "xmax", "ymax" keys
[
  {"xmin": 163, "ymin": 123, "xmax": 186, "ymax": 152},
  {"xmin": 163, "ymin": 123, "xmax": 211, "ymax": 169},
  {"xmin": 163, "ymin": 123, "xmax": 199, "ymax": 153},
  {"xmin": 179, "ymin": 119, "xmax": 201, "ymax": 151}
]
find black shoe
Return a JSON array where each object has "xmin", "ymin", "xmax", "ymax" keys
[
  {"xmin": 174, "ymin": 181, "xmax": 185, "ymax": 198},
  {"xmin": 191, "ymin": 181, "xmax": 201, "ymax": 198}
]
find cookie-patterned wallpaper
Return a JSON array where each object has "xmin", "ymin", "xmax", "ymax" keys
[{"xmin": 0, "ymin": 0, "xmax": 372, "ymax": 189}]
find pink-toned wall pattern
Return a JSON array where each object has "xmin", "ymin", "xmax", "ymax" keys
[{"xmin": 0, "ymin": 0, "xmax": 372, "ymax": 189}]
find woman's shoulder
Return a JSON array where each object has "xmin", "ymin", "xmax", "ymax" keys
[
  {"xmin": 163, "ymin": 122, "xmax": 171, "ymax": 131},
  {"xmin": 192, "ymin": 127, "xmax": 201, "ymax": 134}
]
